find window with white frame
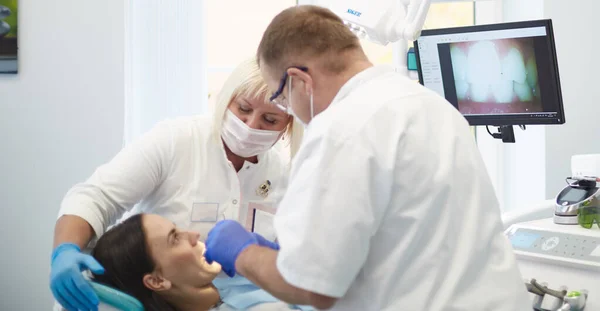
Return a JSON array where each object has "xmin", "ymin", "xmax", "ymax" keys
[
  {"xmin": 128, "ymin": 0, "xmax": 510, "ymax": 211},
  {"xmin": 361, "ymin": 1, "xmax": 476, "ymax": 65},
  {"xmin": 204, "ymin": 1, "xmax": 477, "ymax": 101},
  {"xmin": 205, "ymin": 0, "xmax": 297, "ymax": 104},
  {"xmin": 201, "ymin": 0, "xmax": 528, "ymax": 213},
  {"xmin": 125, "ymin": 0, "xmax": 480, "ymax": 145}
]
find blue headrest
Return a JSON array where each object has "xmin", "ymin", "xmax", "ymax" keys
[{"xmin": 90, "ymin": 281, "xmax": 144, "ymax": 311}]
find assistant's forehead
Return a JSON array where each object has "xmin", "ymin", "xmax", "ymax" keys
[
  {"xmin": 235, "ymin": 95, "xmax": 288, "ymax": 117},
  {"xmin": 233, "ymin": 94, "xmax": 266, "ymax": 107}
]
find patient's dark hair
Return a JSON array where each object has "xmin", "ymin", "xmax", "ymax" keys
[{"xmin": 91, "ymin": 214, "xmax": 178, "ymax": 311}]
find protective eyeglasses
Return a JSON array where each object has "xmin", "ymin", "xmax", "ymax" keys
[
  {"xmin": 268, "ymin": 66, "xmax": 308, "ymax": 112},
  {"xmin": 578, "ymin": 206, "xmax": 600, "ymax": 229}
]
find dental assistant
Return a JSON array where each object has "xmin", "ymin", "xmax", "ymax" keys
[
  {"xmin": 204, "ymin": 6, "xmax": 531, "ymax": 311},
  {"xmin": 50, "ymin": 58, "xmax": 299, "ymax": 311}
]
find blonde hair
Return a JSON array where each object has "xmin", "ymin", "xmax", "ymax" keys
[{"xmin": 212, "ymin": 57, "xmax": 303, "ymax": 159}]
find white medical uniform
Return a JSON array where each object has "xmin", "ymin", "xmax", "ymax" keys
[
  {"xmin": 58, "ymin": 114, "xmax": 289, "ymax": 240},
  {"xmin": 274, "ymin": 65, "xmax": 530, "ymax": 311}
]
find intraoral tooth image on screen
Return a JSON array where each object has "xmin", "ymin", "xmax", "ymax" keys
[
  {"xmin": 415, "ymin": 20, "xmax": 564, "ymax": 128},
  {"xmin": 449, "ymin": 38, "xmax": 541, "ymax": 115}
]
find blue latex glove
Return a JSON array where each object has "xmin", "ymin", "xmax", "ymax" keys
[
  {"xmin": 205, "ymin": 220, "xmax": 259, "ymax": 277},
  {"xmin": 50, "ymin": 243, "xmax": 105, "ymax": 311},
  {"xmin": 252, "ymin": 232, "xmax": 280, "ymax": 250}
]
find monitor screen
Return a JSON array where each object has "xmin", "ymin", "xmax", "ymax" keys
[{"xmin": 414, "ymin": 20, "xmax": 565, "ymax": 126}]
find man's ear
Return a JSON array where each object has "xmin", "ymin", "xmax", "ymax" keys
[
  {"xmin": 143, "ymin": 272, "xmax": 172, "ymax": 292},
  {"xmin": 287, "ymin": 68, "xmax": 313, "ymax": 95},
  {"xmin": 303, "ymin": 78, "xmax": 313, "ymax": 96}
]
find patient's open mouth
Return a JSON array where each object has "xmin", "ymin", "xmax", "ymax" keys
[{"xmin": 200, "ymin": 247, "xmax": 222, "ymax": 271}]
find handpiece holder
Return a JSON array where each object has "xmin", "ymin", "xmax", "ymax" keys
[{"xmin": 525, "ymin": 278, "xmax": 588, "ymax": 311}]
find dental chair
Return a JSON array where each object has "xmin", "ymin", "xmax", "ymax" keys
[
  {"xmin": 55, "ymin": 281, "xmax": 144, "ymax": 311},
  {"xmin": 92, "ymin": 281, "xmax": 144, "ymax": 311}
]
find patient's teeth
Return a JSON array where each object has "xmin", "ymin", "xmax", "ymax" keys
[
  {"xmin": 456, "ymin": 81, "xmax": 469, "ymax": 100},
  {"xmin": 467, "ymin": 41, "xmax": 502, "ymax": 85},
  {"xmin": 471, "ymin": 83, "xmax": 490, "ymax": 103},
  {"xmin": 450, "ymin": 45, "xmax": 468, "ymax": 100},
  {"xmin": 492, "ymin": 80, "xmax": 514, "ymax": 103},
  {"xmin": 460, "ymin": 42, "xmax": 538, "ymax": 103},
  {"xmin": 514, "ymin": 81, "xmax": 533, "ymax": 102},
  {"xmin": 526, "ymin": 56, "xmax": 538, "ymax": 89},
  {"xmin": 502, "ymin": 47, "xmax": 527, "ymax": 84},
  {"xmin": 451, "ymin": 45, "xmax": 468, "ymax": 82},
  {"xmin": 465, "ymin": 41, "xmax": 503, "ymax": 102}
]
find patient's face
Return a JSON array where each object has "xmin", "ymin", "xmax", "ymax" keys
[{"xmin": 143, "ymin": 214, "xmax": 222, "ymax": 288}]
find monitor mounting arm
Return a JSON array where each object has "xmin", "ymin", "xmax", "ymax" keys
[{"xmin": 486, "ymin": 125, "xmax": 528, "ymax": 143}]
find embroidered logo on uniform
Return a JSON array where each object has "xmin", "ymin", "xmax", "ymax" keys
[{"xmin": 256, "ymin": 180, "xmax": 271, "ymax": 198}]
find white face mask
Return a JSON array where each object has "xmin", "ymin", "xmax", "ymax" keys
[
  {"xmin": 221, "ymin": 109, "xmax": 282, "ymax": 158},
  {"xmin": 287, "ymin": 76, "xmax": 314, "ymax": 127}
]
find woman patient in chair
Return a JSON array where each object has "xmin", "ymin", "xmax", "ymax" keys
[{"xmin": 92, "ymin": 213, "xmax": 311, "ymax": 311}]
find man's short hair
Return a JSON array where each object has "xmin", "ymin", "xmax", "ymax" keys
[{"xmin": 257, "ymin": 5, "xmax": 362, "ymax": 74}]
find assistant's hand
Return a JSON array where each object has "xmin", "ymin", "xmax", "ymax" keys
[
  {"xmin": 205, "ymin": 220, "xmax": 258, "ymax": 277},
  {"xmin": 252, "ymin": 232, "xmax": 280, "ymax": 250},
  {"xmin": 50, "ymin": 243, "xmax": 105, "ymax": 311}
]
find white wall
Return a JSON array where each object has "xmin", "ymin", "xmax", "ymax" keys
[
  {"xmin": 544, "ymin": 0, "xmax": 600, "ymax": 196},
  {"xmin": 476, "ymin": 0, "xmax": 600, "ymax": 212},
  {"xmin": 498, "ymin": 0, "xmax": 546, "ymax": 212},
  {"xmin": 474, "ymin": 0, "xmax": 547, "ymax": 212},
  {"xmin": 502, "ymin": 0, "xmax": 544, "ymax": 22},
  {"xmin": 0, "ymin": 1, "xmax": 124, "ymax": 309}
]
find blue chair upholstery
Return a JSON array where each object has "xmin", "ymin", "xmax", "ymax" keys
[{"xmin": 90, "ymin": 281, "xmax": 144, "ymax": 311}]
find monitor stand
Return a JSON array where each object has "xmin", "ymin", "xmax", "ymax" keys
[
  {"xmin": 488, "ymin": 125, "xmax": 520, "ymax": 143},
  {"xmin": 499, "ymin": 125, "xmax": 515, "ymax": 143}
]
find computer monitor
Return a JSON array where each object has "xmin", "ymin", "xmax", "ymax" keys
[{"xmin": 413, "ymin": 19, "xmax": 565, "ymax": 134}]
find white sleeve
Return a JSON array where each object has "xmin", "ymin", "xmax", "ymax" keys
[
  {"xmin": 58, "ymin": 120, "xmax": 174, "ymax": 238},
  {"xmin": 274, "ymin": 131, "xmax": 390, "ymax": 298}
]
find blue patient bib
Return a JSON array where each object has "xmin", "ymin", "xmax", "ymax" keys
[{"xmin": 212, "ymin": 275, "xmax": 313, "ymax": 310}]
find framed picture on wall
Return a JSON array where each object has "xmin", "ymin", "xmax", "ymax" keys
[{"xmin": 0, "ymin": 0, "xmax": 17, "ymax": 74}]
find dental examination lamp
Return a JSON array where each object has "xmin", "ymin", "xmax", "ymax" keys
[{"xmin": 315, "ymin": 0, "xmax": 431, "ymax": 75}]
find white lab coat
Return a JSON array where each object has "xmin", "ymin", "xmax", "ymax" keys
[
  {"xmin": 274, "ymin": 65, "xmax": 530, "ymax": 310},
  {"xmin": 58, "ymin": 114, "xmax": 289, "ymax": 240}
]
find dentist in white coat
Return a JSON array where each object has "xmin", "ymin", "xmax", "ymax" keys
[
  {"xmin": 50, "ymin": 58, "xmax": 300, "ymax": 311},
  {"xmin": 204, "ymin": 5, "xmax": 531, "ymax": 311}
]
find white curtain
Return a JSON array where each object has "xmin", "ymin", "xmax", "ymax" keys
[{"xmin": 124, "ymin": 0, "xmax": 208, "ymax": 145}]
